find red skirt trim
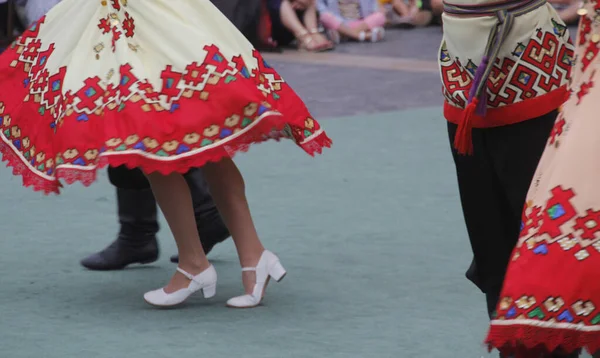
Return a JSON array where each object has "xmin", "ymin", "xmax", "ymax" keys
[
  {"xmin": 0, "ymin": 23, "xmax": 332, "ymax": 195},
  {"xmin": 486, "ymin": 321, "xmax": 600, "ymax": 356},
  {"xmin": 0, "ymin": 110, "xmax": 332, "ymax": 194}
]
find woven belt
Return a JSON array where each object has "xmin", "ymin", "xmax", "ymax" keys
[{"xmin": 445, "ymin": 0, "xmax": 548, "ymax": 154}]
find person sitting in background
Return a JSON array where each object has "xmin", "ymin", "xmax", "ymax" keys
[
  {"xmin": 0, "ymin": 3, "xmax": 14, "ymax": 51},
  {"xmin": 381, "ymin": 0, "xmax": 443, "ymax": 27},
  {"xmin": 267, "ymin": 0, "xmax": 334, "ymax": 51},
  {"xmin": 256, "ymin": 0, "xmax": 282, "ymax": 52},
  {"xmin": 14, "ymin": 0, "xmax": 59, "ymax": 26},
  {"xmin": 317, "ymin": 0, "xmax": 386, "ymax": 43},
  {"xmin": 548, "ymin": 0, "xmax": 580, "ymax": 25}
]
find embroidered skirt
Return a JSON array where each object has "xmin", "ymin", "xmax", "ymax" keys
[
  {"xmin": 0, "ymin": 0, "xmax": 331, "ymax": 194},
  {"xmin": 485, "ymin": 5, "xmax": 600, "ymax": 355}
]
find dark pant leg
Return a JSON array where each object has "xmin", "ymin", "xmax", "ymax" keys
[
  {"xmin": 108, "ymin": 166, "xmax": 217, "ymax": 211},
  {"xmin": 488, "ymin": 111, "xmax": 557, "ymax": 230},
  {"xmin": 107, "ymin": 166, "xmax": 158, "ymax": 238},
  {"xmin": 448, "ymin": 121, "xmax": 518, "ymax": 317},
  {"xmin": 183, "ymin": 168, "xmax": 230, "ymax": 254},
  {"xmin": 81, "ymin": 168, "xmax": 159, "ymax": 270},
  {"xmin": 108, "ymin": 166, "xmax": 151, "ymax": 189},
  {"xmin": 107, "ymin": 166, "xmax": 219, "ymax": 231},
  {"xmin": 210, "ymin": 0, "xmax": 262, "ymax": 44},
  {"xmin": 484, "ymin": 111, "xmax": 558, "ymax": 313},
  {"xmin": 107, "ymin": 165, "xmax": 229, "ymax": 257},
  {"xmin": 268, "ymin": 5, "xmax": 302, "ymax": 47}
]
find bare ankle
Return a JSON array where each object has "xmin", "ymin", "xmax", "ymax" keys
[
  {"xmin": 178, "ymin": 257, "xmax": 210, "ymax": 273},
  {"xmin": 238, "ymin": 247, "xmax": 265, "ymax": 268}
]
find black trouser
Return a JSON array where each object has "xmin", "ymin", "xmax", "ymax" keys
[
  {"xmin": 448, "ymin": 110, "xmax": 557, "ymax": 318},
  {"xmin": 107, "ymin": 166, "xmax": 214, "ymax": 214},
  {"xmin": 211, "ymin": 0, "xmax": 262, "ymax": 46}
]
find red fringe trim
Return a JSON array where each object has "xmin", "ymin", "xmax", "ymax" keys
[
  {"xmin": 453, "ymin": 98, "xmax": 476, "ymax": 155},
  {"xmin": 0, "ymin": 113, "xmax": 332, "ymax": 195},
  {"xmin": 486, "ymin": 323, "xmax": 600, "ymax": 356}
]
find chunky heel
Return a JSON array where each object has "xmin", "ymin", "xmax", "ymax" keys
[
  {"xmin": 202, "ymin": 284, "xmax": 217, "ymax": 298},
  {"xmin": 269, "ymin": 261, "xmax": 287, "ymax": 282},
  {"xmin": 226, "ymin": 250, "xmax": 286, "ymax": 308}
]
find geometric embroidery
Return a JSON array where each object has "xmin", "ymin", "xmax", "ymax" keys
[
  {"xmin": 517, "ymin": 185, "xmax": 600, "ymax": 261},
  {"xmin": 0, "ymin": 1, "xmax": 331, "ymax": 194},
  {"xmin": 440, "ymin": 20, "xmax": 574, "ymax": 110},
  {"xmin": 487, "ymin": 4, "xmax": 600, "ymax": 354}
]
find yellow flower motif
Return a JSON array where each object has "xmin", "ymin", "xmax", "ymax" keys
[
  {"xmin": 544, "ymin": 297, "xmax": 565, "ymax": 312},
  {"xmin": 143, "ymin": 137, "xmax": 159, "ymax": 149},
  {"xmin": 10, "ymin": 126, "xmax": 21, "ymax": 138},
  {"xmin": 499, "ymin": 297, "xmax": 512, "ymax": 310},
  {"xmin": 63, "ymin": 149, "xmax": 79, "ymax": 160},
  {"xmin": 572, "ymin": 300, "xmax": 595, "ymax": 317},
  {"xmin": 203, "ymin": 125, "xmax": 219, "ymax": 137},
  {"xmin": 162, "ymin": 140, "xmax": 179, "ymax": 152},
  {"xmin": 130, "ymin": 94, "xmax": 142, "ymax": 103},
  {"xmin": 183, "ymin": 133, "xmax": 200, "ymax": 145},
  {"xmin": 244, "ymin": 103, "xmax": 258, "ymax": 117},
  {"xmin": 106, "ymin": 138, "xmax": 122, "ymax": 147},
  {"xmin": 35, "ymin": 152, "xmax": 45, "ymax": 162},
  {"xmin": 515, "ymin": 296, "xmax": 536, "ymax": 309},
  {"xmin": 84, "ymin": 149, "xmax": 99, "ymax": 161},
  {"xmin": 225, "ymin": 115, "xmax": 240, "ymax": 127},
  {"xmin": 45, "ymin": 158, "xmax": 54, "ymax": 168},
  {"xmin": 22, "ymin": 137, "xmax": 30, "ymax": 148},
  {"xmin": 305, "ymin": 118, "xmax": 315, "ymax": 130},
  {"xmin": 125, "ymin": 134, "xmax": 139, "ymax": 146},
  {"xmin": 3, "ymin": 115, "xmax": 11, "ymax": 126}
]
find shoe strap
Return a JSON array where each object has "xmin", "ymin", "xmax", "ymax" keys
[
  {"xmin": 241, "ymin": 267, "xmax": 256, "ymax": 272},
  {"xmin": 177, "ymin": 267, "xmax": 196, "ymax": 280}
]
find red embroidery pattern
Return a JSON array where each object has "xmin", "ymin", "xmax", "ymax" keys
[
  {"xmin": 486, "ymin": 3, "xmax": 600, "ymax": 355},
  {"xmin": 0, "ymin": 4, "xmax": 332, "ymax": 194},
  {"xmin": 440, "ymin": 23, "xmax": 574, "ymax": 109},
  {"xmin": 488, "ymin": 185, "xmax": 600, "ymax": 355},
  {"xmin": 518, "ymin": 186, "xmax": 584, "ymax": 254},
  {"xmin": 548, "ymin": 113, "xmax": 565, "ymax": 145},
  {"xmin": 576, "ymin": 72, "xmax": 595, "ymax": 104}
]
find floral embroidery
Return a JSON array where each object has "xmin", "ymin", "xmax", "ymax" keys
[{"xmin": 0, "ymin": 1, "xmax": 331, "ymax": 194}]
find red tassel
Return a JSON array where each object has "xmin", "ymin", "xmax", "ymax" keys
[{"xmin": 454, "ymin": 99, "xmax": 477, "ymax": 155}]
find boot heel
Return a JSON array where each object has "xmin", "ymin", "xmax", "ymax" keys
[
  {"xmin": 202, "ymin": 284, "xmax": 217, "ymax": 298},
  {"xmin": 269, "ymin": 261, "xmax": 287, "ymax": 282}
]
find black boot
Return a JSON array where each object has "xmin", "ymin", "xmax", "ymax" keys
[
  {"xmin": 80, "ymin": 187, "xmax": 160, "ymax": 270},
  {"xmin": 170, "ymin": 169, "xmax": 230, "ymax": 263}
]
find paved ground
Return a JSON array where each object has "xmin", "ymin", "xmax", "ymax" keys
[
  {"xmin": 263, "ymin": 26, "xmax": 444, "ymax": 118},
  {"xmin": 0, "ymin": 26, "xmax": 588, "ymax": 358}
]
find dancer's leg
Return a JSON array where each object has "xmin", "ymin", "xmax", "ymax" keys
[
  {"xmin": 202, "ymin": 158, "xmax": 265, "ymax": 294},
  {"xmin": 146, "ymin": 172, "xmax": 211, "ymax": 293}
]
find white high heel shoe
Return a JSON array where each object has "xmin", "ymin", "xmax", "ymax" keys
[
  {"xmin": 144, "ymin": 265, "xmax": 217, "ymax": 307},
  {"xmin": 226, "ymin": 250, "xmax": 286, "ymax": 308}
]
